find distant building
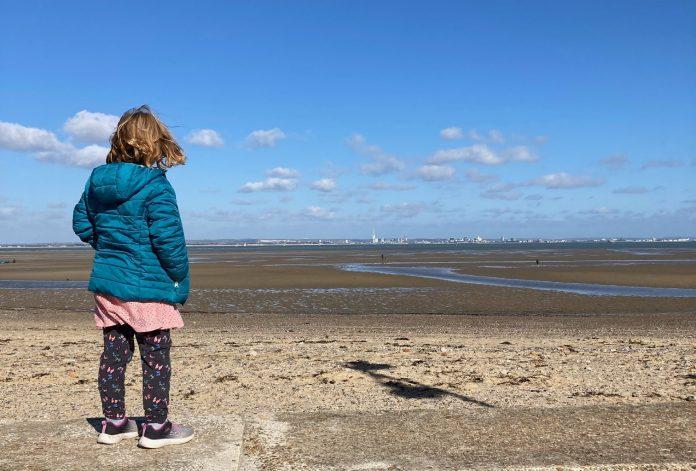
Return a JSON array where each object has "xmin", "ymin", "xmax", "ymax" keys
[{"xmin": 372, "ymin": 228, "xmax": 378, "ymax": 244}]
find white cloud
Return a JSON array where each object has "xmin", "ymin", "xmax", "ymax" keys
[
  {"xmin": 36, "ymin": 144, "xmax": 110, "ymax": 168},
  {"xmin": 267, "ymin": 167, "xmax": 300, "ymax": 178},
  {"xmin": 464, "ymin": 168, "xmax": 498, "ymax": 183},
  {"xmin": 0, "ymin": 120, "xmax": 107, "ymax": 168},
  {"xmin": 305, "ymin": 205, "xmax": 334, "ymax": 219},
  {"xmin": 360, "ymin": 155, "xmax": 405, "ymax": 176},
  {"xmin": 310, "ymin": 178, "xmax": 336, "ymax": 192},
  {"xmin": 429, "ymin": 144, "xmax": 505, "ymax": 165},
  {"xmin": 368, "ymin": 182, "xmax": 416, "ymax": 191},
  {"xmin": 440, "ymin": 126, "xmax": 463, "ymax": 140},
  {"xmin": 504, "ymin": 145, "xmax": 539, "ymax": 163},
  {"xmin": 530, "ymin": 172, "xmax": 604, "ymax": 189},
  {"xmin": 0, "ymin": 121, "xmax": 63, "ymax": 151},
  {"xmin": 186, "ymin": 129, "xmax": 224, "ymax": 147},
  {"xmin": 245, "ymin": 128, "xmax": 286, "ymax": 148},
  {"xmin": 415, "ymin": 164, "xmax": 455, "ymax": 181},
  {"xmin": 63, "ymin": 110, "xmax": 119, "ymax": 143},
  {"xmin": 239, "ymin": 177, "xmax": 297, "ymax": 193}
]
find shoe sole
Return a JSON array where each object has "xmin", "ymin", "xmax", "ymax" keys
[
  {"xmin": 97, "ymin": 431, "xmax": 139, "ymax": 444},
  {"xmin": 138, "ymin": 432, "xmax": 195, "ymax": 449}
]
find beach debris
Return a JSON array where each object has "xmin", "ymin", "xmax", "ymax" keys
[
  {"xmin": 183, "ymin": 388, "xmax": 196, "ymax": 399},
  {"xmin": 571, "ymin": 389, "xmax": 622, "ymax": 398},
  {"xmin": 560, "ymin": 344, "xmax": 578, "ymax": 353},
  {"xmin": 215, "ymin": 374, "xmax": 238, "ymax": 383},
  {"xmin": 684, "ymin": 395, "xmax": 695, "ymax": 402}
]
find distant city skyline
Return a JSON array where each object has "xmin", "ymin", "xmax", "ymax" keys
[{"xmin": 1, "ymin": 2, "xmax": 695, "ymax": 243}]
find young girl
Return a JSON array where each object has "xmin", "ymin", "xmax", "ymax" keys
[{"xmin": 72, "ymin": 105, "xmax": 194, "ymax": 449}]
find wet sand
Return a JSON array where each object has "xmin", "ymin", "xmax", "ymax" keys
[{"xmin": 2, "ymin": 247, "xmax": 696, "ymax": 315}]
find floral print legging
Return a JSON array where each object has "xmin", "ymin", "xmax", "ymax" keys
[{"xmin": 99, "ymin": 324, "xmax": 172, "ymax": 423}]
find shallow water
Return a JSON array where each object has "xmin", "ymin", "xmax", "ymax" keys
[{"xmin": 341, "ymin": 264, "xmax": 696, "ymax": 298}]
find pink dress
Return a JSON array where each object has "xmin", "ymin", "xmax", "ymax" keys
[{"xmin": 94, "ymin": 294, "xmax": 184, "ymax": 332}]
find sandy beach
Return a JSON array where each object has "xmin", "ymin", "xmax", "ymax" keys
[{"xmin": 1, "ymin": 245, "xmax": 695, "ymax": 468}]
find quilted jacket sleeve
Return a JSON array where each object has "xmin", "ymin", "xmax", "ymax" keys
[
  {"xmin": 72, "ymin": 187, "xmax": 96, "ymax": 249},
  {"xmin": 147, "ymin": 178, "xmax": 189, "ymax": 282}
]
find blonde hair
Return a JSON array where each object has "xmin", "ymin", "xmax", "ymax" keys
[{"xmin": 106, "ymin": 105, "xmax": 185, "ymax": 169}]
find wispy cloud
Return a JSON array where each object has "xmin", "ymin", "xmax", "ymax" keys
[
  {"xmin": 529, "ymin": 172, "xmax": 604, "ymax": 189},
  {"xmin": 464, "ymin": 168, "xmax": 498, "ymax": 183},
  {"xmin": 304, "ymin": 205, "xmax": 334, "ymax": 219},
  {"xmin": 468, "ymin": 129, "xmax": 504, "ymax": 143},
  {"xmin": 245, "ymin": 128, "xmax": 286, "ymax": 148},
  {"xmin": 503, "ymin": 145, "xmax": 539, "ymax": 163},
  {"xmin": 345, "ymin": 133, "xmax": 381, "ymax": 155},
  {"xmin": 415, "ymin": 164, "xmax": 455, "ymax": 181},
  {"xmin": 599, "ymin": 154, "xmax": 628, "ymax": 170},
  {"xmin": 480, "ymin": 183, "xmax": 521, "ymax": 200},
  {"xmin": 380, "ymin": 202, "xmax": 427, "ymax": 218},
  {"xmin": 640, "ymin": 159, "xmax": 684, "ymax": 170},
  {"xmin": 367, "ymin": 182, "xmax": 416, "ymax": 191},
  {"xmin": 360, "ymin": 155, "xmax": 405, "ymax": 176},
  {"xmin": 267, "ymin": 167, "xmax": 300, "ymax": 178},
  {"xmin": 186, "ymin": 129, "xmax": 224, "ymax": 147},
  {"xmin": 347, "ymin": 133, "xmax": 405, "ymax": 176},
  {"xmin": 612, "ymin": 186, "xmax": 649, "ymax": 194},
  {"xmin": 440, "ymin": 126, "xmax": 463, "ymax": 140},
  {"xmin": 0, "ymin": 206, "xmax": 19, "ymax": 219}
]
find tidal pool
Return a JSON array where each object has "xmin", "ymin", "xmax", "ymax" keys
[{"xmin": 341, "ymin": 264, "xmax": 696, "ymax": 298}]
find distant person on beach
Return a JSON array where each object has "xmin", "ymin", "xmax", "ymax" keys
[{"xmin": 72, "ymin": 106, "xmax": 194, "ymax": 449}]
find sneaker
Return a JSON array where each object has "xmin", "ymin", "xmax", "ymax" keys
[
  {"xmin": 138, "ymin": 421, "xmax": 195, "ymax": 449},
  {"xmin": 97, "ymin": 418, "xmax": 139, "ymax": 444}
]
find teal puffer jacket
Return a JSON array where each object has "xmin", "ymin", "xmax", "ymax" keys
[{"xmin": 72, "ymin": 162, "xmax": 189, "ymax": 305}]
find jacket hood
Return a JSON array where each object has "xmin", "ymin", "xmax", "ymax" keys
[{"xmin": 89, "ymin": 163, "xmax": 164, "ymax": 205}]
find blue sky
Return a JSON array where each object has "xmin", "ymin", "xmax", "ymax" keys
[{"xmin": 1, "ymin": 1, "xmax": 695, "ymax": 242}]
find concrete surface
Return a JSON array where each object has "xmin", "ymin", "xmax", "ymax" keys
[
  {"xmin": 239, "ymin": 404, "xmax": 695, "ymax": 470},
  {"xmin": 0, "ymin": 414, "xmax": 243, "ymax": 471},
  {"xmin": 1, "ymin": 405, "xmax": 693, "ymax": 470}
]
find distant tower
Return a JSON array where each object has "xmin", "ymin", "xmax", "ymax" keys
[{"xmin": 372, "ymin": 228, "xmax": 378, "ymax": 244}]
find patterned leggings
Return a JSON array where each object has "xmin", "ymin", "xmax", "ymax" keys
[{"xmin": 99, "ymin": 324, "xmax": 172, "ymax": 423}]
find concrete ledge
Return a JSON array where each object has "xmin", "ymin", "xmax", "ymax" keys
[
  {"xmin": 240, "ymin": 404, "xmax": 695, "ymax": 470},
  {"xmin": 0, "ymin": 414, "xmax": 244, "ymax": 471}
]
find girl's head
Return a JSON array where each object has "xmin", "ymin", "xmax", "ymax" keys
[{"xmin": 107, "ymin": 105, "xmax": 185, "ymax": 169}]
